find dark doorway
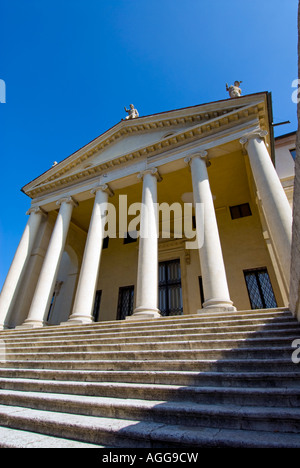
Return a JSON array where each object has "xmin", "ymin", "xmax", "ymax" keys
[
  {"xmin": 159, "ymin": 259, "xmax": 183, "ymax": 316},
  {"xmin": 117, "ymin": 285, "xmax": 135, "ymax": 320}
]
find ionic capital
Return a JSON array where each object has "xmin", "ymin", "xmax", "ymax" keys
[
  {"xmin": 91, "ymin": 184, "xmax": 114, "ymax": 197},
  {"xmin": 138, "ymin": 167, "xmax": 163, "ymax": 182},
  {"xmin": 184, "ymin": 150, "xmax": 211, "ymax": 167},
  {"xmin": 56, "ymin": 196, "xmax": 78, "ymax": 208},
  {"xmin": 239, "ymin": 130, "xmax": 268, "ymax": 152},
  {"xmin": 26, "ymin": 206, "xmax": 48, "ymax": 216},
  {"xmin": 26, "ymin": 206, "xmax": 47, "ymax": 217}
]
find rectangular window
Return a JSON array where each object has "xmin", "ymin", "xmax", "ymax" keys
[
  {"xmin": 117, "ymin": 285, "xmax": 135, "ymax": 320},
  {"xmin": 230, "ymin": 203, "xmax": 252, "ymax": 220},
  {"xmin": 159, "ymin": 259, "xmax": 183, "ymax": 316},
  {"xmin": 290, "ymin": 149, "xmax": 296, "ymax": 161},
  {"xmin": 243, "ymin": 268, "xmax": 277, "ymax": 309},
  {"xmin": 93, "ymin": 290, "xmax": 102, "ymax": 322}
]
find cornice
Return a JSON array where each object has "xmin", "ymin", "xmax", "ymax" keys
[{"xmin": 23, "ymin": 97, "xmax": 268, "ymax": 199}]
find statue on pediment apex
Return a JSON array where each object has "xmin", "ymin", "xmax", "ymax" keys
[
  {"xmin": 124, "ymin": 104, "xmax": 139, "ymax": 120},
  {"xmin": 226, "ymin": 81, "xmax": 242, "ymax": 98}
]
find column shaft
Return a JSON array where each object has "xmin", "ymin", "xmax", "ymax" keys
[
  {"xmin": 189, "ymin": 153, "xmax": 235, "ymax": 311},
  {"xmin": 67, "ymin": 186, "xmax": 112, "ymax": 324},
  {"xmin": 245, "ymin": 135, "xmax": 292, "ymax": 286},
  {"xmin": 21, "ymin": 197, "xmax": 77, "ymax": 328},
  {"xmin": 0, "ymin": 207, "xmax": 46, "ymax": 329},
  {"xmin": 131, "ymin": 169, "xmax": 161, "ymax": 319}
]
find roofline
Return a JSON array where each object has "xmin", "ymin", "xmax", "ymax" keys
[
  {"xmin": 21, "ymin": 91, "xmax": 270, "ymax": 195},
  {"xmin": 130, "ymin": 91, "xmax": 270, "ymax": 120},
  {"xmin": 275, "ymin": 130, "xmax": 297, "ymax": 140}
]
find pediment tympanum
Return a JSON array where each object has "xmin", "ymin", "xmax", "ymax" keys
[{"xmin": 22, "ymin": 93, "xmax": 270, "ymax": 199}]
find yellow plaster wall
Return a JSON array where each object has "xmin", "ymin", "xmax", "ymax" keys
[
  {"xmin": 50, "ymin": 149, "xmax": 286, "ymax": 322},
  {"xmin": 97, "ymin": 238, "xmax": 139, "ymax": 321}
]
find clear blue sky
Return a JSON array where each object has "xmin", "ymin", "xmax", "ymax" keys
[{"xmin": 0, "ymin": 0, "xmax": 298, "ymax": 290}]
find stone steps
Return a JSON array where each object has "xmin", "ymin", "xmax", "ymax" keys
[
  {"xmin": 0, "ymin": 367, "xmax": 300, "ymax": 387},
  {"xmin": 0, "ymin": 391, "xmax": 300, "ymax": 436},
  {"xmin": 1, "ymin": 327, "xmax": 299, "ymax": 348},
  {"xmin": 0, "ymin": 426, "xmax": 102, "ymax": 448},
  {"xmin": 2, "ymin": 335, "xmax": 299, "ymax": 353},
  {"xmin": 0, "ymin": 308, "xmax": 299, "ymax": 448},
  {"xmin": 2, "ymin": 327, "xmax": 299, "ymax": 355},
  {"xmin": 0, "ymin": 308, "xmax": 294, "ymax": 338},
  {"xmin": 0, "ymin": 346, "xmax": 295, "ymax": 362},
  {"xmin": 1, "ymin": 404, "xmax": 300, "ymax": 448},
  {"xmin": 0, "ymin": 378, "xmax": 299, "ymax": 407},
  {"xmin": 0, "ymin": 357, "xmax": 298, "ymax": 372}
]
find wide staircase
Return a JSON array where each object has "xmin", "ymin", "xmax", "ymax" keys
[{"xmin": 0, "ymin": 307, "xmax": 299, "ymax": 448}]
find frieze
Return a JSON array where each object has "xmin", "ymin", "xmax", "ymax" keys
[{"xmin": 23, "ymin": 99, "xmax": 267, "ymax": 199}]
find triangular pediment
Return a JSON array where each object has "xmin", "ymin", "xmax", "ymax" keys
[{"xmin": 23, "ymin": 93, "xmax": 270, "ymax": 199}]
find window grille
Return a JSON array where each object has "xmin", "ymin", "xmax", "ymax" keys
[
  {"xmin": 159, "ymin": 259, "xmax": 183, "ymax": 316},
  {"xmin": 244, "ymin": 268, "xmax": 277, "ymax": 309},
  {"xmin": 117, "ymin": 285, "xmax": 135, "ymax": 320}
]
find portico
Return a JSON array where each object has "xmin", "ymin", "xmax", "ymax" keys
[{"xmin": 0, "ymin": 93, "xmax": 293, "ymax": 329}]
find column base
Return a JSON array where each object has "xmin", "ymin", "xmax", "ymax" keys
[
  {"xmin": 198, "ymin": 298, "xmax": 237, "ymax": 314},
  {"xmin": 127, "ymin": 307, "xmax": 161, "ymax": 320},
  {"xmin": 16, "ymin": 320, "xmax": 45, "ymax": 329},
  {"xmin": 61, "ymin": 314, "xmax": 94, "ymax": 326}
]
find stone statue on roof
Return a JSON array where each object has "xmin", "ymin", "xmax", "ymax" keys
[
  {"xmin": 226, "ymin": 81, "xmax": 242, "ymax": 98},
  {"xmin": 124, "ymin": 104, "xmax": 139, "ymax": 120}
]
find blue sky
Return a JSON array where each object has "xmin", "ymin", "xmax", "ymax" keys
[{"xmin": 0, "ymin": 0, "xmax": 298, "ymax": 289}]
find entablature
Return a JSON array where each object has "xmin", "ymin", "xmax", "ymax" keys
[{"xmin": 23, "ymin": 93, "xmax": 272, "ymax": 207}]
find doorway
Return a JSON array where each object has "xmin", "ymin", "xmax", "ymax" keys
[
  {"xmin": 117, "ymin": 285, "xmax": 135, "ymax": 320},
  {"xmin": 159, "ymin": 259, "xmax": 183, "ymax": 316}
]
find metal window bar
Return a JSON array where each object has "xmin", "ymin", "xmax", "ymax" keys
[
  {"xmin": 159, "ymin": 259, "xmax": 183, "ymax": 316},
  {"xmin": 244, "ymin": 268, "xmax": 277, "ymax": 309},
  {"xmin": 117, "ymin": 286, "xmax": 135, "ymax": 320}
]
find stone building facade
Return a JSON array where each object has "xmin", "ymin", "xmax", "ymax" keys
[{"xmin": 0, "ymin": 92, "xmax": 294, "ymax": 329}]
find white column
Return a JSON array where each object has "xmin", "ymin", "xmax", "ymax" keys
[
  {"xmin": 0, "ymin": 207, "xmax": 46, "ymax": 329},
  {"xmin": 241, "ymin": 131, "xmax": 293, "ymax": 286},
  {"xmin": 185, "ymin": 151, "xmax": 236, "ymax": 312},
  {"xmin": 130, "ymin": 168, "xmax": 162, "ymax": 319},
  {"xmin": 21, "ymin": 197, "xmax": 77, "ymax": 328},
  {"xmin": 67, "ymin": 184, "xmax": 113, "ymax": 325}
]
